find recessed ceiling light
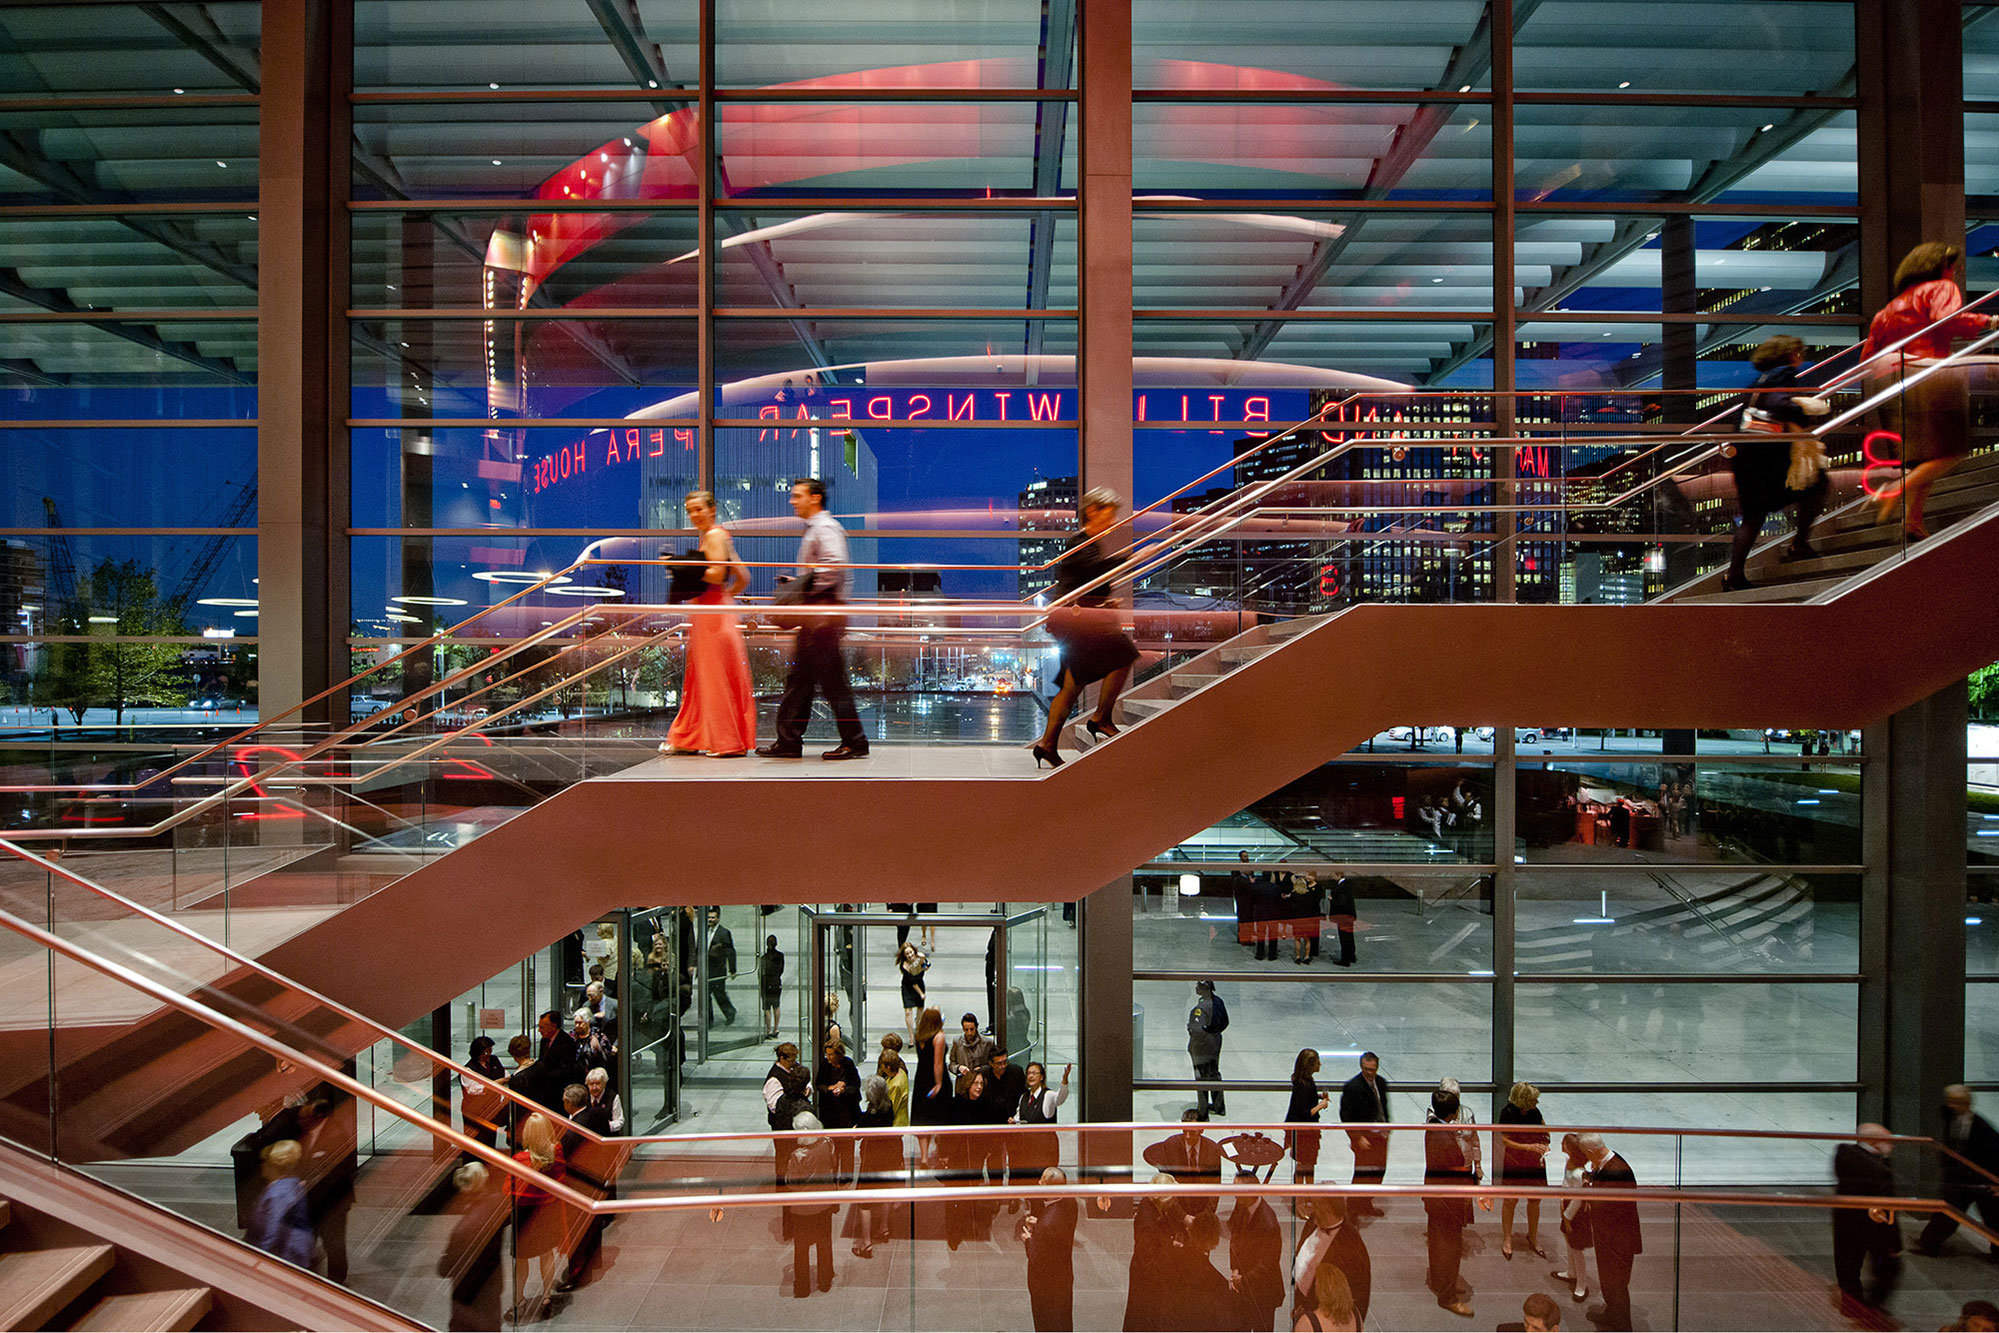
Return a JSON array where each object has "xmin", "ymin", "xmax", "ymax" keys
[
  {"xmin": 547, "ymin": 586, "xmax": 626, "ymax": 598},
  {"xmin": 216, "ymin": 160, "xmax": 227, "ymax": 168},
  {"xmin": 1431, "ymin": 277, "xmax": 1444, "ymax": 283},
  {"xmin": 1459, "ymin": 84, "xmax": 1471, "ymax": 93},
  {"xmin": 389, "ymin": 595, "xmax": 469, "ymax": 606},
  {"xmin": 488, "ymin": 82, "xmax": 500, "ymax": 90},
  {"xmin": 233, "ymin": 608, "xmax": 259, "ymax": 617},
  {"xmin": 196, "ymin": 597, "xmax": 259, "ymax": 607},
  {"xmin": 648, "ymin": 79, "xmax": 659, "ymax": 88},
  {"xmin": 492, "ymin": 158, "xmax": 503, "ymax": 166},
  {"xmin": 88, "ymin": 615, "xmax": 119, "ymax": 624},
  {"xmin": 472, "ymin": 571, "xmax": 573, "ymax": 585},
  {"xmin": 1760, "ymin": 123, "xmax": 1775, "ymax": 132},
  {"xmin": 385, "ymin": 611, "xmax": 422, "ymax": 623},
  {"xmin": 1617, "ymin": 81, "xmax": 1631, "ymax": 89},
  {"xmin": 173, "ymin": 87, "xmax": 185, "ymax": 94}
]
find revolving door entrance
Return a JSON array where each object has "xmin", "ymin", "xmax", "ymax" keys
[{"xmin": 798, "ymin": 907, "xmax": 1047, "ymax": 1070}]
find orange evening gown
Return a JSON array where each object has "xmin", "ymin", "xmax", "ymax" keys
[{"xmin": 665, "ymin": 585, "xmax": 757, "ymax": 754}]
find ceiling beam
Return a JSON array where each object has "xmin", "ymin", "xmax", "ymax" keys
[
  {"xmin": 1233, "ymin": 0, "xmax": 1543, "ymax": 366},
  {"xmin": 581, "ymin": 0, "xmax": 685, "ymax": 118},
  {"xmin": 1024, "ymin": 0, "xmax": 1077, "ymax": 364},
  {"xmin": 138, "ymin": 2, "xmax": 261, "ymax": 93},
  {"xmin": 0, "ymin": 267, "xmax": 252, "ymax": 383}
]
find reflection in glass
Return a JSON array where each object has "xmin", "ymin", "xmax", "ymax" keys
[
  {"xmin": 1518, "ymin": 761, "xmax": 1862, "ymax": 866},
  {"xmin": 1515, "ymin": 981, "xmax": 1858, "ymax": 1084},
  {"xmin": 1516, "ymin": 872, "xmax": 1859, "ymax": 975}
]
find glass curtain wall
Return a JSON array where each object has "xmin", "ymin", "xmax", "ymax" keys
[
  {"xmin": 347, "ymin": 0, "xmax": 1080, "ymax": 735},
  {"xmin": 0, "ymin": 4, "xmax": 261, "ymax": 724}
]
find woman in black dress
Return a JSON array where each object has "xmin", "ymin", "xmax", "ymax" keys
[
  {"xmin": 911, "ymin": 1006, "xmax": 949, "ymax": 1128},
  {"xmin": 1497, "ymin": 1080, "xmax": 1551, "ymax": 1260},
  {"xmin": 757, "ymin": 933, "xmax": 784, "ymax": 1040},
  {"xmin": 1284, "ymin": 1048, "xmax": 1330, "ymax": 1184},
  {"xmin": 896, "ymin": 941, "xmax": 929, "ymax": 1032},
  {"xmin": 816, "ymin": 1035, "xmax": 863, "ymax": 1180},
  {"xmin": 1029, "ymin": 487, "xmax": 1141, "ymax": 768}
]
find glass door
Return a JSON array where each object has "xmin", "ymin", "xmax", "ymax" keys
[{"xmin": 626, "ymin": 907, "xmax": 682, "ymax": 1129}]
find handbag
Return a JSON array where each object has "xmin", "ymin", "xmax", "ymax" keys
[
  {"xmin": 1786, "ymin": 435, "xmax": 1830, "ymax": 491},
  {"xmin": 769, "ymin": 575, "xmax": 812, "ymax": 630},
  {"xmin": 666, "ymin": 547, "xmax": 710, "ymax": 604}
]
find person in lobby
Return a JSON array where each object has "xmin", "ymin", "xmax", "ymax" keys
[
  {"xmin": 1011, "ymin": 1060, "xmax": 1070, "ymax": 1179},
  {"xmin": 1915, "ymin": 1084, "xmax": 1999, "ymax": 1258},
  {"xmin": 784, "ymin": 1110, "xmax": 839, "ymax": 1297},
  {"xmin": 1862, "ymin": 241, "xmax": 1997, "ymax": 540},
  {"xmin": 949, "ymin": 1011, "xmax": 997, "ymax": 1096},
  {"xmin": 896, "ymin": 938, "xmax": 929, "ymax": 1033},
  {"xmin": 1831, "ymin": 1123, "xmax": 1903, "ymax": 1318},
  {"xmin": 1227, "ymin": 1167, "xmax": 1284, "ymax": 1331},
  {"xmin": 758, "ymin": 933, "xmax": 785, "ymax": 1040},
  {"xmin": 1551, "ymin": 1132, "xmax": 1593, "ymax": 1304},
  {"xmin": 849, "ymin": 1075, "xmax": 900, "ymax": 1258},
  {"xmin": 1339, "ymin": 1051, "xmax": 1393, "ymax": 1215},
  {"xmin": 815, "ymin": 1034, "xmax": 862, "ymax": 1179},
  {"xmin": 1020, "ymin": 1166, "xmax": 1079, "ymax": 1331},
  {"xmin": 762, "ymin": 1042, "xmax": 814, "ymax": 1238},
  {"xmin": 1578, "ymin": 1132, "xmax": 1643, "ymax": 1331},
  {"xmin": 1498, "ymin": 1081, "xmax": 1552, "ymax": 1260},
  {"xmin": 1285, "ymin": 1048, "xmax": 1330, "ymax": 1185},
  {"xmin": 1153, "ymin": 1109, "xmax": 1226, "ymax": 1215},
  {"xmin": 1722, "ymin": 334, "xmax": 1833, "ymax": 590},
  {"xmin": 757, "ymin": 476, "xmax": 870, "ymax": 760},
  {"xmin": 1028, "ymin": 486, "xmax": 1140, "ymax": 768},
  {"xmin": 660, "ymin": 488, "xmax": 756, "ymax": 756},
  {"xmin": 1498, "ymin": 1292, "xmax": 1565, "ymax": 1332},
  {"xmin": 1422, "ymin": 1078, "xmax": 1488, "ymax": 1320},
  {"xmin": 1187, "ymin": 978, "xmax": 1229, "ymax": 1120},
  {"xmin": 1123, "ymin": 1174, "xmax": 1189, "ymax": 1331},
  {"xmin": 704, "ymin": 908, "xmax": 738, "ymax": 1026},
  {"xmin": 911, "ymin": 1007, "xmax": 951, "ymax": 1132},
  {"xmin": 1291, "ymin": 1196, "xmax": 1371, "ymax": 1328}
]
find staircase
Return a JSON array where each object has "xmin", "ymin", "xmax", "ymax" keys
[
  {"xmin": 1668, "ymin": 447, "xmax": 1999, "ymax": 603},
  {"xmin": 220, "ymin": 502, "xmax": 1999, "ymax": 1045},
  {"xmin": 0, "ymin": 1138, "xmax": 415, "ymax": 1331}
]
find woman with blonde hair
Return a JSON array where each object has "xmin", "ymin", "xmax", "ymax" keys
[
  {"xmin": 1862, "ymin": 241, "xmax": 1998, "ymax": 539},
  {"xmin": 1028, "ymin": 487, "xmax": 1139, "ymax": 768},
  {"xmin": 661, "ymin": 488, "xmax": 756, "ymax": 757},
  {"xmin": 506, "ymin": 1113, "xmax": 569, "ymax": 1318},
  {"xmin": 1293, "ymin": 1263, "xmax": 1360, "ymax": 1332},
  {"xmin": 1497, "ymin": 1080, "xmax": 1552, "ymax": 1260}
]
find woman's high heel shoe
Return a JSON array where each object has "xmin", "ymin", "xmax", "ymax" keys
[
  {"xmin": 1029, "ymin": 742, "xmax": 1064, "ymax": 769},
  {"xmin": 1084, "ymin": 718, "xmax": 1120, "ymax": 742}
]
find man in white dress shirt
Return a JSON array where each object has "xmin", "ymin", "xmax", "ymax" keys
[{"xmin": 758, "ymin": 477, "xmax": 871, "ymax": 760}]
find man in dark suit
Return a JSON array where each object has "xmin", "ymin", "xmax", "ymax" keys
[
  {"xmin": 1291, "ymin": 1196, "xmax": 1371, "ymax": 1326},
  {"xmin": 1916, "ymin": 1085, "xmax": 1999, "ymax": 1258},
  {"xmin": 1021, "ymin": 1167, "xmax": 1078, "ymax": 1331},
  {"xmin": 1339, "ymin": 1051, "xmax": 1392, "ymax": 1216},
  {"xmin": 1580, "ymin": 1133, "xmax": 1643, "ymax": 1332},
  {"xmin": 554, "ymin": 1082, "xmax": 618, "ymax": 1293},
  {"xmin": 704, "ymin": 908, "xmax": 738, "ymax": 1025},
  {"xmin": 534, "ymin": 1010, "xmax": 579, "ymax": 1108},
  {"xmin": 1226, "ymin": 1169, "xmax": 1284, "ymax": 1331},
  {"xmin": 1832, "ymin": 1124, "xmax": 1903, "ymax": 1316},
  {"xmin": 1151, "ymin": 1110, "xmax": 1225, "ymax": 1215}
]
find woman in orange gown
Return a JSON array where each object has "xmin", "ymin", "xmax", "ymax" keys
[{"xmin": 662, "ymin": 490, "xmax": 757, "ymax": 757}]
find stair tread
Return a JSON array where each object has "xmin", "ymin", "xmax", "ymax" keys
[
  {"xmin": 72, "ymin": 1288, "xmax": 213, "ymax": 1333},
  {"xmin": 0, "ymin": 1244, "xmax": 115, "ymax": 1330},
  {"xmin": 1674, "ymin": 576, "xmax": 1848, "ymax": 604}
]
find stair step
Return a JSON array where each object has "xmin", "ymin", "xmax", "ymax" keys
[
  {"xmin": 0, "ymin": 1244, "xmax": 114, "ymax": 1330},
  {"xmin": 1167, "ymin": 674, "xmax": 1221, "ymax": 696},
  {"xmin": 72, "ymin": 1288, "xmax": 212, "ymax": 1333},
  {"xmin": 1267, "ymin": 615, "xmax": 1324, "ymax": 640},
  {"xmin": 1752, "ymin": 545, "xmax": 1890, "ymax": 580},
  {"xmin": 1673, "ymin": 575, "xmax": 1848, "ymax": 604},
  {"xmin": 0, "ymin": 1200, "xmax": 9, "ymax": 1233},
  {"xmin": 1217, "ymin": 643, "xmax": 1277, "ymax": 666},
  {"xmin": 1122, "ymin": 697, "xmax": 1169, "ymax": 716}
]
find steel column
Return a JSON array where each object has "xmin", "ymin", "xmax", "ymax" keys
[
  {"xmin": 1077, "ymin": 0, "xmax": 1132, "ymax": 509},
  {"xmin": 1078, "ymin": 877, "xmax": 1133, "ymax": 1123},
  {"xmin": 257, "ymin": 0, "xmax": 350, "ymax": 721}
]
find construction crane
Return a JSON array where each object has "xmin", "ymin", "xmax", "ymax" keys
[
  {"xmin": 39, "ymin": 497, "xmax": 80, "ymax": 626},
  {"xmin": 168, "ymin": 483, "xmax": 257, "ymax": 612}
]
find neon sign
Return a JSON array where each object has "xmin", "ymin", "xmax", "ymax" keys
[{"xmin": 1860, "ymin": 429, "xmax": 1903, "ymax": 497}]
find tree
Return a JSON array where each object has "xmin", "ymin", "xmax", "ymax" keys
[
  {"xmin": 1973, "ymin": 661, "xmax": 1999, "ymax": 721},
  {"xmin": 40, "ymin": 561, "xmax": 192, "ymax": 723}
]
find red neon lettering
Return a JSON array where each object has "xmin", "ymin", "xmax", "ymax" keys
[
  {"xmin": 606, "ymin": 438, "xmax": 620, "ymax": 467},
  {"xmin": 993, "ymin": 391, "xmax": 1011, "ymax": 420},
  {"xmin": 573, "ymin": 441, "xmax": 586, "ymax": 473},
  {"xmin": 1136, "ymin": 394, "xmax": 1147, "ymax": 422},
  {"xmin": 675, "ymin": 428, "xmax": 693, "ymax": 450},
  {"xmin": 1244, "ymin": 396, "xmax": 1270, "ymax": 438},
  {"xmin": 1209, "ymin": 394, "xmax": 1226, "ymax": 421},
  {"xmin": 1027, "ymin": 392, "xmax": 1060, "ymax": 422},
  {"xmin": 560, "ymin": 448, "xmax": 572, "ymax": 479},
  {"xmin": 866, "ymin": 395, "xmax": 893, "ymax": 420},
  {"xmin": 908, "ymin": 394, "xmax": 932, "ymax": 419},
  {"xmin": 828, "ymin": 398, "xmax": 852, "ymax": 419},
  {"xmin": 1181, "ymin": 395, "xmax": 1190, "ymax": 422},
  {"xmin": 1861, "ymin": 429, "xmax": 1902, "ymax": 497},
  {"xmin": 947, "ymin": 394, "xmax": 974, "ymax": 420},
  {"xmin": 759, "ymin": 404, "xmax": 781, "ymax": 440},
  {"xmin": 648, "ymin": 429, "xmax": 665, "ymax": 458}
]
